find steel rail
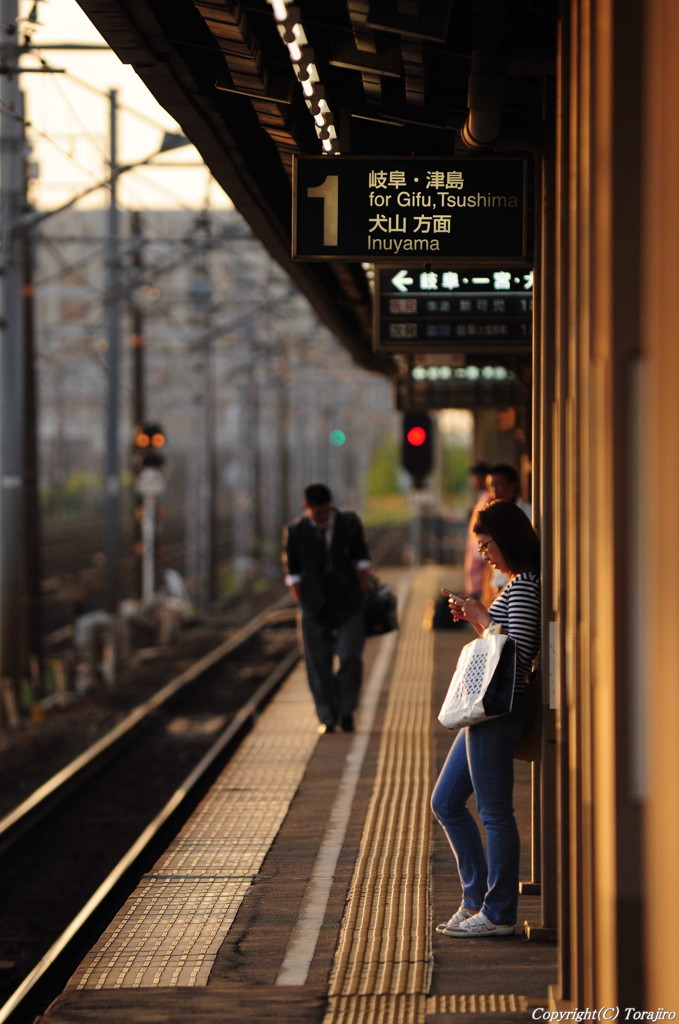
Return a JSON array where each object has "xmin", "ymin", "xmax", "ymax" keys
[
  {"xmin": 0, "ymin": 594, "xmax": 294, "ymax": 855},
  {"xmin": 0, "ymin": 642, "xmax": 300, "ymax": 1024}
]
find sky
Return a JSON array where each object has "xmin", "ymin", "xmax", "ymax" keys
[{"xmin": 19, "ymin": 0, "xmax": 232, "ymax": 211}]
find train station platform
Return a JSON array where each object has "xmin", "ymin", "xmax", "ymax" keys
[{"xmin": 37, "ymin": 565, "xmax": 557, "ymax": 1024}]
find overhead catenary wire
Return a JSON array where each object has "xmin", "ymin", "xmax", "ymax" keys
[
  {"xmin": 24, "ymin": 49, "xmax": 110, "ymax": 163},
  {"xmin": 18, "ymin": 45, "xmax": 212, "ymax": 214},
  {"xmin": 35, "ymin": 215, "xmax": 251, "ymax": 311},
  {"xmin": 34, "ymin": 209, "xmax": 304, "ymax": 385}
]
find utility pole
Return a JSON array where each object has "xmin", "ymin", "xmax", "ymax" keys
[
  {"xmin": 129, "ymin": 210, "xmax": 145, "ymax": 430},
  {"xmin": 251, "ymin": 329, "xmax": 263, "ymax": 571},
  {"xmin": 129, "ymin": 210, "xmax": 146, "ymax": 598},
  {"xmin": 23, "ymin": 196, "xmax": 44, "ymax": 689},
  {"xmin": 0, "ymin": 47, "xmax": 189, "ymax": 716},
  {"xmin": 104, "ymin": 89, "xmax": 121, "ymax": 613},
  {"xmin": 0, "ymin": 0, "xmax": 28, "ymax": 693},
  {"xmin": 185, "ymin": 213, "xmax": 216, "ymax": 610}
]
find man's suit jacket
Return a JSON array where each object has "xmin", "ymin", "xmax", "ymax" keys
[{"xmin": 283, "ymin": 509, "xmax": 370, "ymax": 625}]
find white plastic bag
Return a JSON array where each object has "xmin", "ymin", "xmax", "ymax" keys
[{"xmin": 438, "ymin": 632, "xmax": 516, "ymax": 729}]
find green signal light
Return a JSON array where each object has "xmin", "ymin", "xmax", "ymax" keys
[{"xmin": 329, "ymin": 429, "xmax": 347, "ymax": 447}]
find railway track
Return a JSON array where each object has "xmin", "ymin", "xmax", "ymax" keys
[{"xmin": 0, "ymin": 599, "xmax": 300, "ymax": 1024}]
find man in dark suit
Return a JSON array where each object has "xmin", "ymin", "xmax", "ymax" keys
[{"xmin": 282, "ymin": 483, "xmax": 371, "ymax": 734}]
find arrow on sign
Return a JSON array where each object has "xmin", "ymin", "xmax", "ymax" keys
[{"xmin": 391, "ymin": 270, "xmax": 414, "ymax": 292}]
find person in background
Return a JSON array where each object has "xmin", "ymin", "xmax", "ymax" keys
[
  {"xmin": 282, "ymin": 483, "xmax": 371, "ymax": 735},
  {"xmin": 487, "ymin": 463, "xmax": 531, "ymax": 517},
  {"xmin": 464, "ymin": 461, "xmax": 491, "ymax": 599},
  {"xmin": 431, "ymin": 499, "xmax": 541, "ymax": 938},
  {"xmin": 486, "ymin": 464, "xmax": 532, "ymax": 593}
]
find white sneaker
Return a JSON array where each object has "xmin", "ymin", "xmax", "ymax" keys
[
  {"xmin": 435, "ymin": 906, "xmax": 474, "ymax": 933},
  {"xmin": 446, "ymin": 910, "xmax": 516, "ymax": 937}
]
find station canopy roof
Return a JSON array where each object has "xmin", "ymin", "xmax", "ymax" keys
[{"xmin": 75, "ymin": 0, "xmax": 557, "ymax": 373}]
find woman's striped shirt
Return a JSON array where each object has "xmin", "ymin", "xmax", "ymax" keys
[{"xmin": 488, "ymin": 571, "xmax": 541, "ymax": 689}]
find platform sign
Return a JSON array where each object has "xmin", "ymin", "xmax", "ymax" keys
[
  {"xmin": 397, "ymin": 362, "xmax": 528, "ymax": 411},
  {"xmin": 292, "ymin": 156, "xmax": 528, "ymax": 264},
  {"xmin": 374, "ymin": 266, "xmax": 533, "ymax": 353}
]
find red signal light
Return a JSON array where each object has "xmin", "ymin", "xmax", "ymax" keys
[
  {"xmin": 406, "ymin": 425, "xmax": 427, "ymax": 447},
  {"xmin": 402, "ymin": 412, "xmax": 433, "ymax": 487}
]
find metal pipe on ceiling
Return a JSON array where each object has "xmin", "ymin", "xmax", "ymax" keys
[{"xmin": 460, "ymin": 0, "xmax": 507, "ymax": 150}]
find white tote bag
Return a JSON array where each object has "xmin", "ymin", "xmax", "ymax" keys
[{"xmin": 438, "ymin": 632, "xmax": 516, "ymax": 729}]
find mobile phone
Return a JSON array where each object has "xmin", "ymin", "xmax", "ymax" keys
[{"xmin": 441, "ymin": 587, "xmax": 466, "ymax": 602}]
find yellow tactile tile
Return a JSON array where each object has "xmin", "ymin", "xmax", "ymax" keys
[
  {"xmin": 68, "ymin": 662, "xmax": 318, "ymax": 990},
  {"xmin": 322, "ymin": 568, "xmax": 533, "ymax": 1024},
  {"xmin": 64, "ymin": 565, "xmax": 535, "ymax": 1021},
  {"xmin": 325, "ymin": 567, "xmax": 439, "ymax": 1020},
  {"xmin": 428, "ymin": 994, "xmax": 529, "ymax": 1013}
]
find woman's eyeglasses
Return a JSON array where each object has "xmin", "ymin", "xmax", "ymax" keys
[{"xmin": 477, "ymin": 538, "xmax": 494, "ymax": 557}]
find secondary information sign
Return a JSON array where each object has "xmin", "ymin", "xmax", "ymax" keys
[
  {"xmin": 292, "ymin": 156, "xmax": 528, "ymax": 263},
  {"xmin": 375, "ymin": 266, "xmax": 533, "ymax": 353},
  {"xmin": 397, "ymin": 359, "xmax": 527, "ymax": 411}
]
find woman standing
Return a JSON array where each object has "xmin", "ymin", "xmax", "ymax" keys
[{"xmin": 431, "ymin": 499, "xmax": 541, "ymax": 937}]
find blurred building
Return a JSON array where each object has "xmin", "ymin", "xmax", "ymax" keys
[{"xmin": 34, "ymin": 206, "xmax": 397, "ymax": 578}]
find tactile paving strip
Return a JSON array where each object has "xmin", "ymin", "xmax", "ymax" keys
[
  {"xmin": 323, "ymin": 994, "xmax": 529, "ymax": 1023},
  {"xmin": 322, "ymin": 567, "xmax": 531, "ymax": 1024},
  {"xmin": 325, "ymin": 567, "xmax": 438, "ymax": 1016},
  {"xmin": 69, "ymin": 662, "xmax": 318, "ymax": 990},
  {"xmin": 428, "ymin": 994, "xmax": 529, "ymax": 1013},
  {"xmin": 326, "ymin": 994, "xmax": 427, "ymax": 1024},
  {"xmin": 67, "ymin": 572, "xmax": 532, "ymax": 1016}
]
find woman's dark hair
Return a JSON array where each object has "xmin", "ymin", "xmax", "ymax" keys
[{"xmin": 473, "ymin": 499, "xmax": 540, "ymax": 575}]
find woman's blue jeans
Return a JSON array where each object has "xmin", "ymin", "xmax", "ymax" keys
[{"xmin": 431, "ymin": 695, "xmax": 527, "ymax": 925}]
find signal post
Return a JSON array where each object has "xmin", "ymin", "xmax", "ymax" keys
[
  {"xmin": 132, "ymin": 424, "xmax": 167, "ymax": 606},
  {"xmin": 401, "ymin": 412, "xmax": 435, "ymax": 564}
]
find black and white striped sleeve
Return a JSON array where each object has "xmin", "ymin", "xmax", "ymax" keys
[{"xmin": 491, "ymin": 574, "xmax": 541, "ymax": 679}]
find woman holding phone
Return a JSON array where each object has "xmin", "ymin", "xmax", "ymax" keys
[{"xmin": 431, "ymin": 499, "xmax": 541, "ymax": 937}]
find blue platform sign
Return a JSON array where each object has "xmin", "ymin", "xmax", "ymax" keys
[{"xmin": 292, "ymin": 156, "xmax": 529, "ymax": 264}]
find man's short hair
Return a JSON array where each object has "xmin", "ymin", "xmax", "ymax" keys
[
  {"xmin": 489, "ymin": 463, "xmax": 519, "ymax": 485},
  {"xmin": 470, "ymin": 461, "xmax": 491, "ymax": 476},
  {"xmin": 304, "ymin": 482, "xmax": 333, "ymax": 507}
]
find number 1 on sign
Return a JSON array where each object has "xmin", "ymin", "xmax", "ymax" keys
[{"xmin": 307, "ymin": 175, "xmax": 339, "ymax": 246}]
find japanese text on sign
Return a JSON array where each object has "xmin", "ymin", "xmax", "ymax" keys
[
  {"xmin": 365, "ymin": 168, "xmax": 519, "ymax": 255},
  {"xmin": 293, "ymin": 157, "xmax": 529, "ymax": 263},
  {"xmin": 375, "ymin": 266, "xmax": 533, "ymax": 353}
]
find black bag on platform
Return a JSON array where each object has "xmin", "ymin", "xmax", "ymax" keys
[
  {"xmin": 431, "ymin": 593, "xmax": 466, "ymax": 630},
  {"xmin": 363, "ymin": 575, "xmax": 398, "ymax": 636}
]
